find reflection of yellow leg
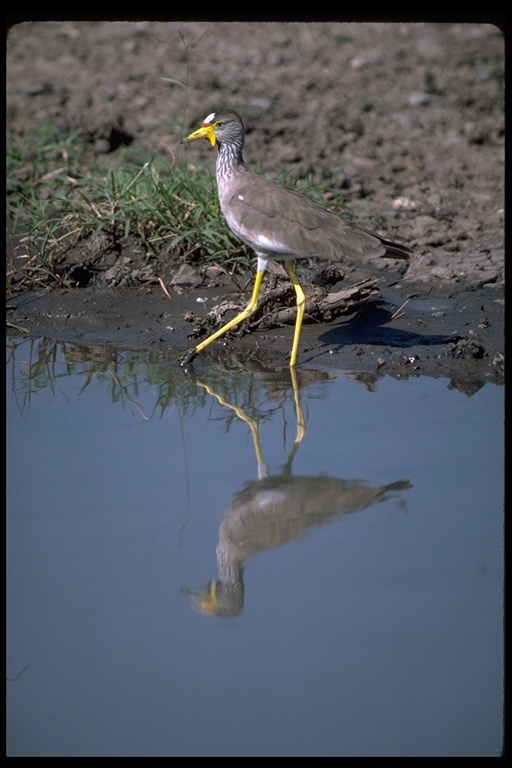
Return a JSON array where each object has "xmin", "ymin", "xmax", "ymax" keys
[
  {"xmin": 286, "ymin": 262, "xmax": 305, "ymax": 367},
  {"xmin": 194, "ymin": 268, "xmax": 266, "ymax": 356},
  {"xmin": 290, "ymin": 367, "xmax": 306, "ymax": 446},
  {"xmin": 196, "ymin": 379, "xmax": 267, "ymax": 478},
  {"xmin": 196, "ymin": 367, "xmax": 307, "ymax": 480}
]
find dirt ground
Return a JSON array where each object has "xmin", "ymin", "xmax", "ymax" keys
[{"xmin": 6, "ymin": 20, "xmax": 504, "ymax": 393}]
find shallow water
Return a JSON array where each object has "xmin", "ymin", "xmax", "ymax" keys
[{"xmin": 6, "ymin": 337, "xmax": 504, "ymax": 757}]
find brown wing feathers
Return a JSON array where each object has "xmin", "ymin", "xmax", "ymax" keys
[{"xmin": 220, "ymin": 170, "xmax": 410, "ymax": 261}]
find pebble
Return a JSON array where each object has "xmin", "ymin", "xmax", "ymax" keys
[
  {"xmin": 431, "ymin": 266, "xmax": 456, "ymax": 279},
  {"xmin": 392, "ymin": 196, "xmax": 418, "ymax": 211}
]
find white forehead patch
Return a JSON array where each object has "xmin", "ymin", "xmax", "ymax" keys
[{"xmin": 204, "ymin": 113, "xmax": 215, "ymax": 124}]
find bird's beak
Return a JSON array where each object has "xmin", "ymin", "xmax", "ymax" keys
[
  {"xmin": 182, "ymin": 581, "xmax": 218, "ymax": 615},
  {"xmin": 181, "ymin": 123, "xmax": 217, "ymax": 147}
]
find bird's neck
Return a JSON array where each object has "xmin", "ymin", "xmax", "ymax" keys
[{"xmin": 216, "ymin": 141, "xmax": 245, "ymax": 182}]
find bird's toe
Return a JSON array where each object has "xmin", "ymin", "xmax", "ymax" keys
[{"xmin": 179, "ymin": 347, "xmax": 197, "ymax": 366}]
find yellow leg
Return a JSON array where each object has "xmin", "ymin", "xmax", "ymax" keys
[
  {"xmin": 286, "ymin": 262, "xmax": 305, "ymax": 367},
  {"xmin": 194, "ymin": 267, "xmax": 265, "ymax": 357}
]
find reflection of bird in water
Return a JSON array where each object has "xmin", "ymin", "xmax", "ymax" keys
[
  {"xmin": 182, "ymin": 368, "xmax": 411, "ymax": 617},
  {"xmin": 185, "ymin": 475, "xmax": 410, "ymax": 617}
]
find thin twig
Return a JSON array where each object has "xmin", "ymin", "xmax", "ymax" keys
[
  {"xmin": 158, "ymin": 276, "xmax": 172, "ymax": 300},
  {"xmin": 390, "ymin": 299, "xmax": 410, "ymax": 320}
]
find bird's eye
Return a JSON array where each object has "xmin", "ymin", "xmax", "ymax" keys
[{"xmin": 215, "ymin": 121, "xmax": 223, "ymax": 128}]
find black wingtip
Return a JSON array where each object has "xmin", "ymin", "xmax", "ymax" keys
[{"xmin": 382, "ymin": 239, "xmax": 413, "ymax": 260}]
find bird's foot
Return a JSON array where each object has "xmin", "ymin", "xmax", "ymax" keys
[{"xmin": 179, "ymin": 347, "xmax": 198, "ymax": 367}]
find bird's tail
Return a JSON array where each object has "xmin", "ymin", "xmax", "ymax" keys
[
  {"xmin": 384, "ymin": 480, "xmax": 413, "ymax": 492},
  {"xmin": 381, "ymin": 239, "xmax": 412, "ymax": 260}
]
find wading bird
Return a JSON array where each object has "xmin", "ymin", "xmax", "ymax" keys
[{"xmin": 181, "ymin": 110, "xmax": 411, "ymax": 366}]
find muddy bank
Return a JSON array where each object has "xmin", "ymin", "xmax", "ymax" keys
[{"xmin": 7, "ymin": 264, "xmax": 504, "ymax": 395}]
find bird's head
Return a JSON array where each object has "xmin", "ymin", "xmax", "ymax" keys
[
  {"xmin": 181, "ymin": 110, "xmax": 244, "ymax": 148},
  {"xmin": 181, "ymin": 579, "xmax": 244, "ymax": 617}
]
